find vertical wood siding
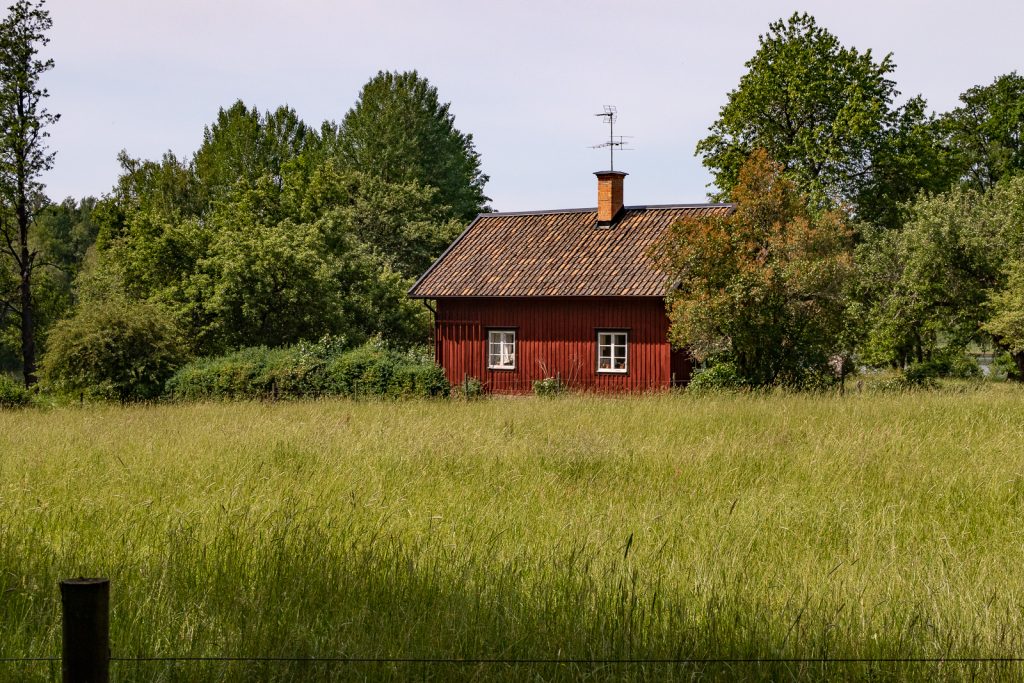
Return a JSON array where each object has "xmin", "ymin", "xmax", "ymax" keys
[{"xmin": 435, "ymin": 298, "xmax": 686, "ymax": 394}]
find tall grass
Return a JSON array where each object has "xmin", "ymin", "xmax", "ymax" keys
[{"xmin": 3, "ymin": 388, "xmax": 1024, "ymax": 681}]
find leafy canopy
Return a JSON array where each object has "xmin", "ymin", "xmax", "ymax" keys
[
  {"xmin": 854, "ymin": 176, "xmax": 1024, "ymax": 367},
  {"xmin": 697, "ymin": 12, "xmax": 953, "ymax": 228},
  {"xmin": 940, "ymin": 72, "xmax": 1024, "ymax": 191},
  {"xmin": 339, "ymin": 70, "xmax": 489, "ymax": 222}
]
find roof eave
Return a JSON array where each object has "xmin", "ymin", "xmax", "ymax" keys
[{"xmin": 407, "ymin": 213, "xmax": 485, "ymax": 298}]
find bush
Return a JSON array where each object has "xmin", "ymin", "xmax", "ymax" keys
[
  {"xmin": 927, "ymin": 349, "xmax": 982, "ymax": 379},
  {"xmin": 902, "ymin": 362, "xmax": 940, "ymax": 387},
  {"xmin": 451, "ymin": 376, "xmax": 483, "ymax": 400},
  {"xmin": 40, "ymin": 298, "xmax": 188, "ymax": 401},
  {"xmin": 532, "ymin": 376, "xmax": 567, "ymax": 396},
  {"xmin": 166, "ymin": 340, "xmax": 448, "ymax": 400},
  {"xmin": 0, "ymin": 374, "xmax": 29, "ymax": 408},
  {"xmin": 994, "ymin": 352, "xmax": 1018, "ymax": 380},
  {"xmin": 688, "ymin": 362, "xmax": 745, "ymax": 392}
]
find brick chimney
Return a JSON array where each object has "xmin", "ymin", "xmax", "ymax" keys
[{"xmin": 595, "ymin": 170, "xmax": 627, "ymax": 226}]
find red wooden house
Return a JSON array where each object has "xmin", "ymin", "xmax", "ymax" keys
[{"xmin": 408, "ymin": 171, "xmax": 732, "ymax": 393}]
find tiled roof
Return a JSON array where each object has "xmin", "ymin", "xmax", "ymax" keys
[{"xmin": 408, "ymin": 204, "xmax": 732, "ymax": 298}]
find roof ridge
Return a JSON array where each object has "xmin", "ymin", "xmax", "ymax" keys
[{"xmin": 478, "ymin": 203, "xmax": 733, "ymax": 218}]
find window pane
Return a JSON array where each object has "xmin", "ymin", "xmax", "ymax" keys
[
  {"xmin": 597, "ymin": 332, "xmax": 628, "ymax": 372},
  {"xmin": 489, "ymin": 331, "xmax": 514, "ymax": 368}
]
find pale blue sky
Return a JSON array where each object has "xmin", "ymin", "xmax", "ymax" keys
[{"xmin": 42, "ymin": 0, "xmax": 1023, "ymax": 212}]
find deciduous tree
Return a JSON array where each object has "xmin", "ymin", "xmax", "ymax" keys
[
  {"xmin": 339, "ymin": 71, "xmax": 489, "ymax": 221},
  {"xmin": 697, "ymin": 13, "xmax": 951, "ymax": 228},
  {"xmin": 0, "ymin": 0, "xmax": 57, "ymax": 385},
  {"xmin": 654, "ymin": 150, "xmax": 853, "ymax": 387},
  {"xmin": 940, "ymin": 72, "xmax": 1024, "ymax": 191}
]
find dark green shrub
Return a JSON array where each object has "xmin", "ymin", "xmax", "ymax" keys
[
  {"xmin": 0, "ymin": 375, "xmax": 29, "ymax": 408},
  {"xmin": 167, "ymin": 340, "xmax": 448, "ymax": 400},
  {"xmin": 388, "ymin": 362, "xmax": 449, "ymax": 398},
  {"xmin": 994, "ymin": 352, "xmax": 1018, "ymax": 380},
  {"xmin": 165, "ymin": 336, "xmax": 350, "ymax": 400},
  {"xmin": 324, "ymin": 345, "xmax": 384, "ymax": 396},
  {"xmin": 789, "ymin": 367, "xmax": 839, "ymax": 392},
  {"xmin": 532, "ymin": 376, "xmax": 567, "ymax": 396},
  {"xmin": 900, "ymin": 362, "xmax": 940, "ymax": 388},
  {"xmin": 900, "ymin": 350, "xmax": 980, "ymax": 387},
  {"xmin": 451, "ymin": 376, "xmax": 483, "ymax": 399},
  {"xmin": 40, "ymin": 298, "xmax": 188, "ymax": 401},
  {"xmin": 927, "ymin": 349, "xmax": 982, "ymax": 379},
  {"xmin": 688, "ymin": 362, "xmax": 745, "ymax": 392}
]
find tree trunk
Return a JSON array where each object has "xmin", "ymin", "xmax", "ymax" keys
[{"xmin": 18, "ymin": 184, "xmax": 35, "ymax": 387}]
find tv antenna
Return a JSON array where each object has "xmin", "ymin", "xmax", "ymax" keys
[{"xmin": 591, "ymin": 105, "xmax": 633, "ymax": 171}]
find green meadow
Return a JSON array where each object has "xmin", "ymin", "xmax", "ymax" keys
[{"xmin": 3, "ymin": 388, "xmax": 1024, "ymax": 681}]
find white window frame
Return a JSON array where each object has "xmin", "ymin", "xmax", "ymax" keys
[
  {"xmin": 487, "ymin": 330, "xmax": 516, "ymax": 370},
  {"xmin": 597, "ymin": 331, "xmax": 628, "ymax": 374}
]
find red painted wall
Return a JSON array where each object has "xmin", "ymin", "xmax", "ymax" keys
[{"xmin": 434, "ymin": 298, "xmax": 690, "ymax": 393}]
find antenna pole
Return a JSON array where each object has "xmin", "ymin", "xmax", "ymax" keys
[
  {"xmin": 609, "ymin": 114, "xmax": 614, "ymax": 170},
  {"xmin": 591, "ymin": 105, "xmax": 632, "ymax": 170}
]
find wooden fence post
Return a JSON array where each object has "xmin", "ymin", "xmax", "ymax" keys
[{"xmin": 60, "ymin": 578, "xmax": 109, "ymax": 683}]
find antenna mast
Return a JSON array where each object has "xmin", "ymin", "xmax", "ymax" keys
[{"xmin": 591, "ymin": 105, "xmax": 632, "ymax": 170}]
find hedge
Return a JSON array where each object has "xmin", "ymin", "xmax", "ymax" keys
[{"xmin": 165, "ymin": 340, "xmax": 448, "ymax": 400}]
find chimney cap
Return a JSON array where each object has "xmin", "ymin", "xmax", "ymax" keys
[{"xmin": 594, "ymin": 170, "xmax": 628, "ymax": 177}]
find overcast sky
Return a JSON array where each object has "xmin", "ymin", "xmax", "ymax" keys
[{"xmin": 41, "ymin": 0, "xmax": 1023, "ymax": 213}]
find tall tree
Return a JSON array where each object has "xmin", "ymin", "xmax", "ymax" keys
[
  {"xmin": 194, "ymin": 101, "xmax": 313, "ymax": 203},
  {"xmin": 653, "ymin": 150, "xmax": 854, "ymax": 387},
  {"xmin": 940, "ymin": 72, "xmax": 1024, "ymax": 191},
  {"xmin": 0, "ymin": 0, "xmax": 57, "ymax": 386},
  {"xmin": 697, "ymin": 13, "xmax": 949, "ymax": 227},
  {"xmin": 338, "ymin": 70, "xmax": 489, "ymax": 221}
]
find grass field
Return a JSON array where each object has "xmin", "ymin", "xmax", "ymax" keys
[{"xmin": 3, "ymin": 387, "xmax": 1024, "ymax": 681}]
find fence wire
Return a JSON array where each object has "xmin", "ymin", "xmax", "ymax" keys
[{"xmin": 5, "ymin": 656, "xmax": 1024, "ymax": 665}]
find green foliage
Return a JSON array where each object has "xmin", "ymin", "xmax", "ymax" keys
[
  {"xmin": 687, "ymin": 362, "xmax": 745, "ymax": 392},
  {"xmin": 655, "ymin": 150, "xmax": 854, "ymax": 387},
  {"xmin": 100, "ymin": 164, "xmax": 433, "ymax": 355},
  {"xmin": 993, "ymin": 351, "xmax": 1019, "ymax": 380},
  {"xmin": 696, "ymin": 12, "xmax": 951, "ymax": 227},
  {"xmin": 39, "ymin": 297, "xmax": 188, "ymax": 401},
  {"xmin": 985, "ymin": 256, "xmax": 1024, "ymax": 354},
  {"xmin": 0, "ymin": 0, "xmax": 59, "ymax": 386},
  {"xmin": 165, "ymin": 340, "xmax": 448, "ymax": 401},
  {"xmin": 451, "ymin": 375, "xmax": 483, "ymax": 400},
  {"xmin": 927, "ymin": 348, "xmax": 983, "ymax": 379},
  {"xmin": 85, "ymin": 74, "xmax": 487, "ymax": 376},
  {"xmin": 857, "ymin": 177, "xmax": 1024, "ymax": 367},
  {"xmin": 194, "ymin": 101, "xmax": 313, "ymax": 205},
  {"xmin": 198, "ymin": 192, "xmax": 346, "ymax": 350},
  {"xmin": 0, "ymin": 373, "xmax": 28, "ymax": 407},
  {"xmin": 901, "ymin": 362, "xmax": 942, "ymax": 387},
  {"xmin": 339, "ymin": 70, "xmax": 489, "ymax": 221},
  {"xmin": 940, "ymin": 72, "xmax": 1024, "ymax": 191},
  {"xmin": 532, "ymin": 376, "xmax": 567, "ymax": 396}
]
